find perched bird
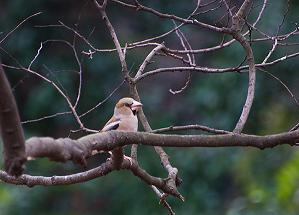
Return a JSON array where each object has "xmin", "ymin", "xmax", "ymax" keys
[{"xmin": 101, "ymin": 97, "xmax": 142, "ymax": 167}]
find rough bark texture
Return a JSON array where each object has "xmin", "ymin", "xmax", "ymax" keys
[
  {"xmin": 24, "ymin": 130, "xmax": 299, "ymax": 165},
  {"xmin": 0, "ymin": 60, "xmax": 26, "ymax": 176}
]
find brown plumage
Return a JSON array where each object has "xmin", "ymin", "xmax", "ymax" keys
[{"xmin": 101, "ymin": 97, "xmax": 142, "ymax": 168}]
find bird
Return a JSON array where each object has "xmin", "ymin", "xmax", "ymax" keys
[{"xmin": 100, "ymin": 97, "xmax": 142, "ymax": 168}]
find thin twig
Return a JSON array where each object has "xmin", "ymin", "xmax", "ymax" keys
[
  {"xmin": 21, "ymin": 112, "xmax": 72, "ymax": 124},
  {"xmin": 79, "ymin": 79, "xmax": 126, "ymax": 118},
  {"xmin": 259, "ymin": 68, "xmax": 299, "ymax": 106},
  {"xmin": 151, "ymin": 186, "xmax": 175, "ymax": 215},
  {"xmin": 135, "ymin": 43, "xmax": 165, "ymax": 78},
  {"xmin": 152, "ymin": 125, "xmax": 231, "ymax": 134},
  {"xmin": 0, "ymin": 12, "xmax": 42, "ymax": 45},
  {"xmin": 262, "ymin": 39, "xmax": 278, "ymax": 64}
]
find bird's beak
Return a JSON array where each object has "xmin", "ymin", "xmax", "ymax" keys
[{"xmin": 131, "ymin": 100, "xmax": 143, "ymax": 111}]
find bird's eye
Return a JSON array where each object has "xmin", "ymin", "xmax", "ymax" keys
[{"xmin": 125, "ymin": 103, "xmax": 131, "ymax": 107}]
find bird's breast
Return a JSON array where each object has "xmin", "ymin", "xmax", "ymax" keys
[{"xmin": 119, "ymin": 115, "xmax": 138, "ymax": 132}]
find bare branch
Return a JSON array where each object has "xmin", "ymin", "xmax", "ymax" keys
[
  {"xmin": 79, "ymin": 79, "xmax": 125, "ymax": 118},
  {"xmin": 222, "ymin": 0, "xmax": 233, "ymax": 18},
  {"xmin": 259, "ymin": 68, "xmax": 299, "ymax": 106},
  {"xmin": 253, "ymin": 0, "xmax": 268, "ymax": 26},
  {"xmin": 169, "ymin": 24, "xmax": 194, "ymax": 95},
  {"xmin": 111, "ymin": 0, "xmax": 231, "ymax": 34},
  {"xmin": 290, "ymin": 122, "xmax": 299, "ymax": 132},
  {"xmin": 129, "ymin": 0, "xmax": 201, "ymax": 47},
  {"xmin": 165, "ymin": 0, "xmax": 267, "ymax": 55},
  {"xmin": 0, "ymin": 158, "xmax": 182, "ymax": 198},
  {"xmin": 0, "ymin": 12, "xmax": 42, "ymax": 45},
  {"xmin": 262, "ymin": 39, "xmax": 278, "ymax": 64},
  {"xmin": 232, "ymin": 32, "xmax": 256, "ymax": 133},
  {"xmin": 93, "ymin": 0, "xmax": 130, "ymax": 79},
  {"xmin": 129, "ymin": 86, "xmax": 184, "ymax": 200},
  {"xmin": 231, "ymin": 0, "xmax": 256, "ymax": 133},
  {"xmin": 235, "ymin": 0, "xmax": 252, "ymax": 19},
  {"xmin": 1, "ymin": 62, "xmax": 97, "ymax": 133},
  {"xmin": 21, "ymin": 111, "xmax": 72, "ymax": 124},
  {"xmin": 0, "ymin": 61, "xmax": 26, "ymax": 176},
  {"xmin": 151, "ymin": 186, "xmax": 175, "ymax": 215},
  {"xmin": 0, "ymin": 160, "xmax": 114, "ymax": 186},
  {"xmin": 135, "ymin": 43, "xmax": 165, "ymax": 78},
  {"xmin": 152, "ymin": 125, "xmax": 231, "ymax": 134},
  {"xmin": 21, "ymin": 130, "xmax": 299, "ymax": 165},
  {"xmin": 169, "ymin": 73, "xmax": 191, "ymax": 95},
  {"xmin": 28, "ymin": 42, "xmax": 43, "ymax": 70}
]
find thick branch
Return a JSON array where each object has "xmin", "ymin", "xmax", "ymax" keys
[
  {"xmin": 0, "ymin": 160, "xmax": 114, "ymax": 187},
  {"xmin": 0, "ymin": 61, "xmax": 26, "ymax": 176},
  {"xmin": 25, "ymin": 136, "xmax": 92, "ymax": 166},
  {"xmin": 24, "ymin": 130, "xmax": 299, "ymax": 165},
  {"xmin": 0, "ymin": 158, "xmax": 182, "ymax": 198},
  {"xmin": 2, "ymin": 129, "xmax": 297, "ymax": 192}
]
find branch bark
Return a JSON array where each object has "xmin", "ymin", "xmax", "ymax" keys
[
  {"xmin": 130, "ymin": 86, "xmax": 184, "ymax": 200},
  {"xmin": 0, "ymin": 160, "xmax": 113, "ymax": 187},
  {"xmin": 112, "ymin": 0, "xmax": 231, "ymax": 33},
  {"xmin": 0, "ymin": 158, "xmax": 182, "ymax": 198},
  {"xmin": 0, "ymin": 60, "xmax": 26, "ymax": 176},
  {"xmin": 1, "ymin": 129, "xmax": 298, "ymax": 197},
  {"xmin": 231, "ymin": 0, "xmax": 256, "ymax": 133},
  {"xmin": 24, "ymin": 130, "xmax": 299, "ymax": 165}
]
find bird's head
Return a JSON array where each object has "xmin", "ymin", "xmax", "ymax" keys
[{"xmin": 115, "ymin": 97, "xmax": 143, "ymax": 116}]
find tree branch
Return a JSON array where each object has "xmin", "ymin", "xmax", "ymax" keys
[
  {"xmin": 93, "ymin": 0, "xmax": 130, "ymax": 79},
  {"xmin": 24, "ymin": 130, "xmax": 299, "ymax": 161},
  {"xmin": 111, "ymin": 0, "xmax": 231, "ymax": 34},
  {"xmin": 0, "ymin": 60, "xmax": 26, "ymax": 176},
  {"xmin": 152, "ymin": 124, "xmax": 231, "ymax": 134},
  {"xmin": 231, "ymin": 0, "xmax": 256, "ymax": 133},
  {"xmin": 0, "ymin": 160, "xmax": 114, "ymax": 187},
  {"xmin": 134, "ymin": 43, "xmax": 165, "ymax": 78},
  {"xmin": 93, "ymin": 0, "xmax": 132, "ymax": 168},
  {"xmin": 129, "ymin": 86, "xmax": 184, "ymax": 200},
  {"xmin": 0, "ymin": 158, "xmax": 182, "ymax": 198}
]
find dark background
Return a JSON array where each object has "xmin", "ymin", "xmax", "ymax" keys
[{"xmin": 1, "ymin": 0, "xmax": 299, "ymax": 214}]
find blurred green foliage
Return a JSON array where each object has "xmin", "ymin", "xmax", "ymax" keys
[{"xmin": 1, "ymin": 0, "xmax": 299, "ymax": 214}]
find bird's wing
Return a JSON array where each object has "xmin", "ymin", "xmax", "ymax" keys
[{"xmin": 101, "ymin": 116, "xmax": 121, "ymax": 132}]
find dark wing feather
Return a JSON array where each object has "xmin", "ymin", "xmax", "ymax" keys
[{"xmin": 101, "ymin": 119, "xmax": 121, "ymax": 132}]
